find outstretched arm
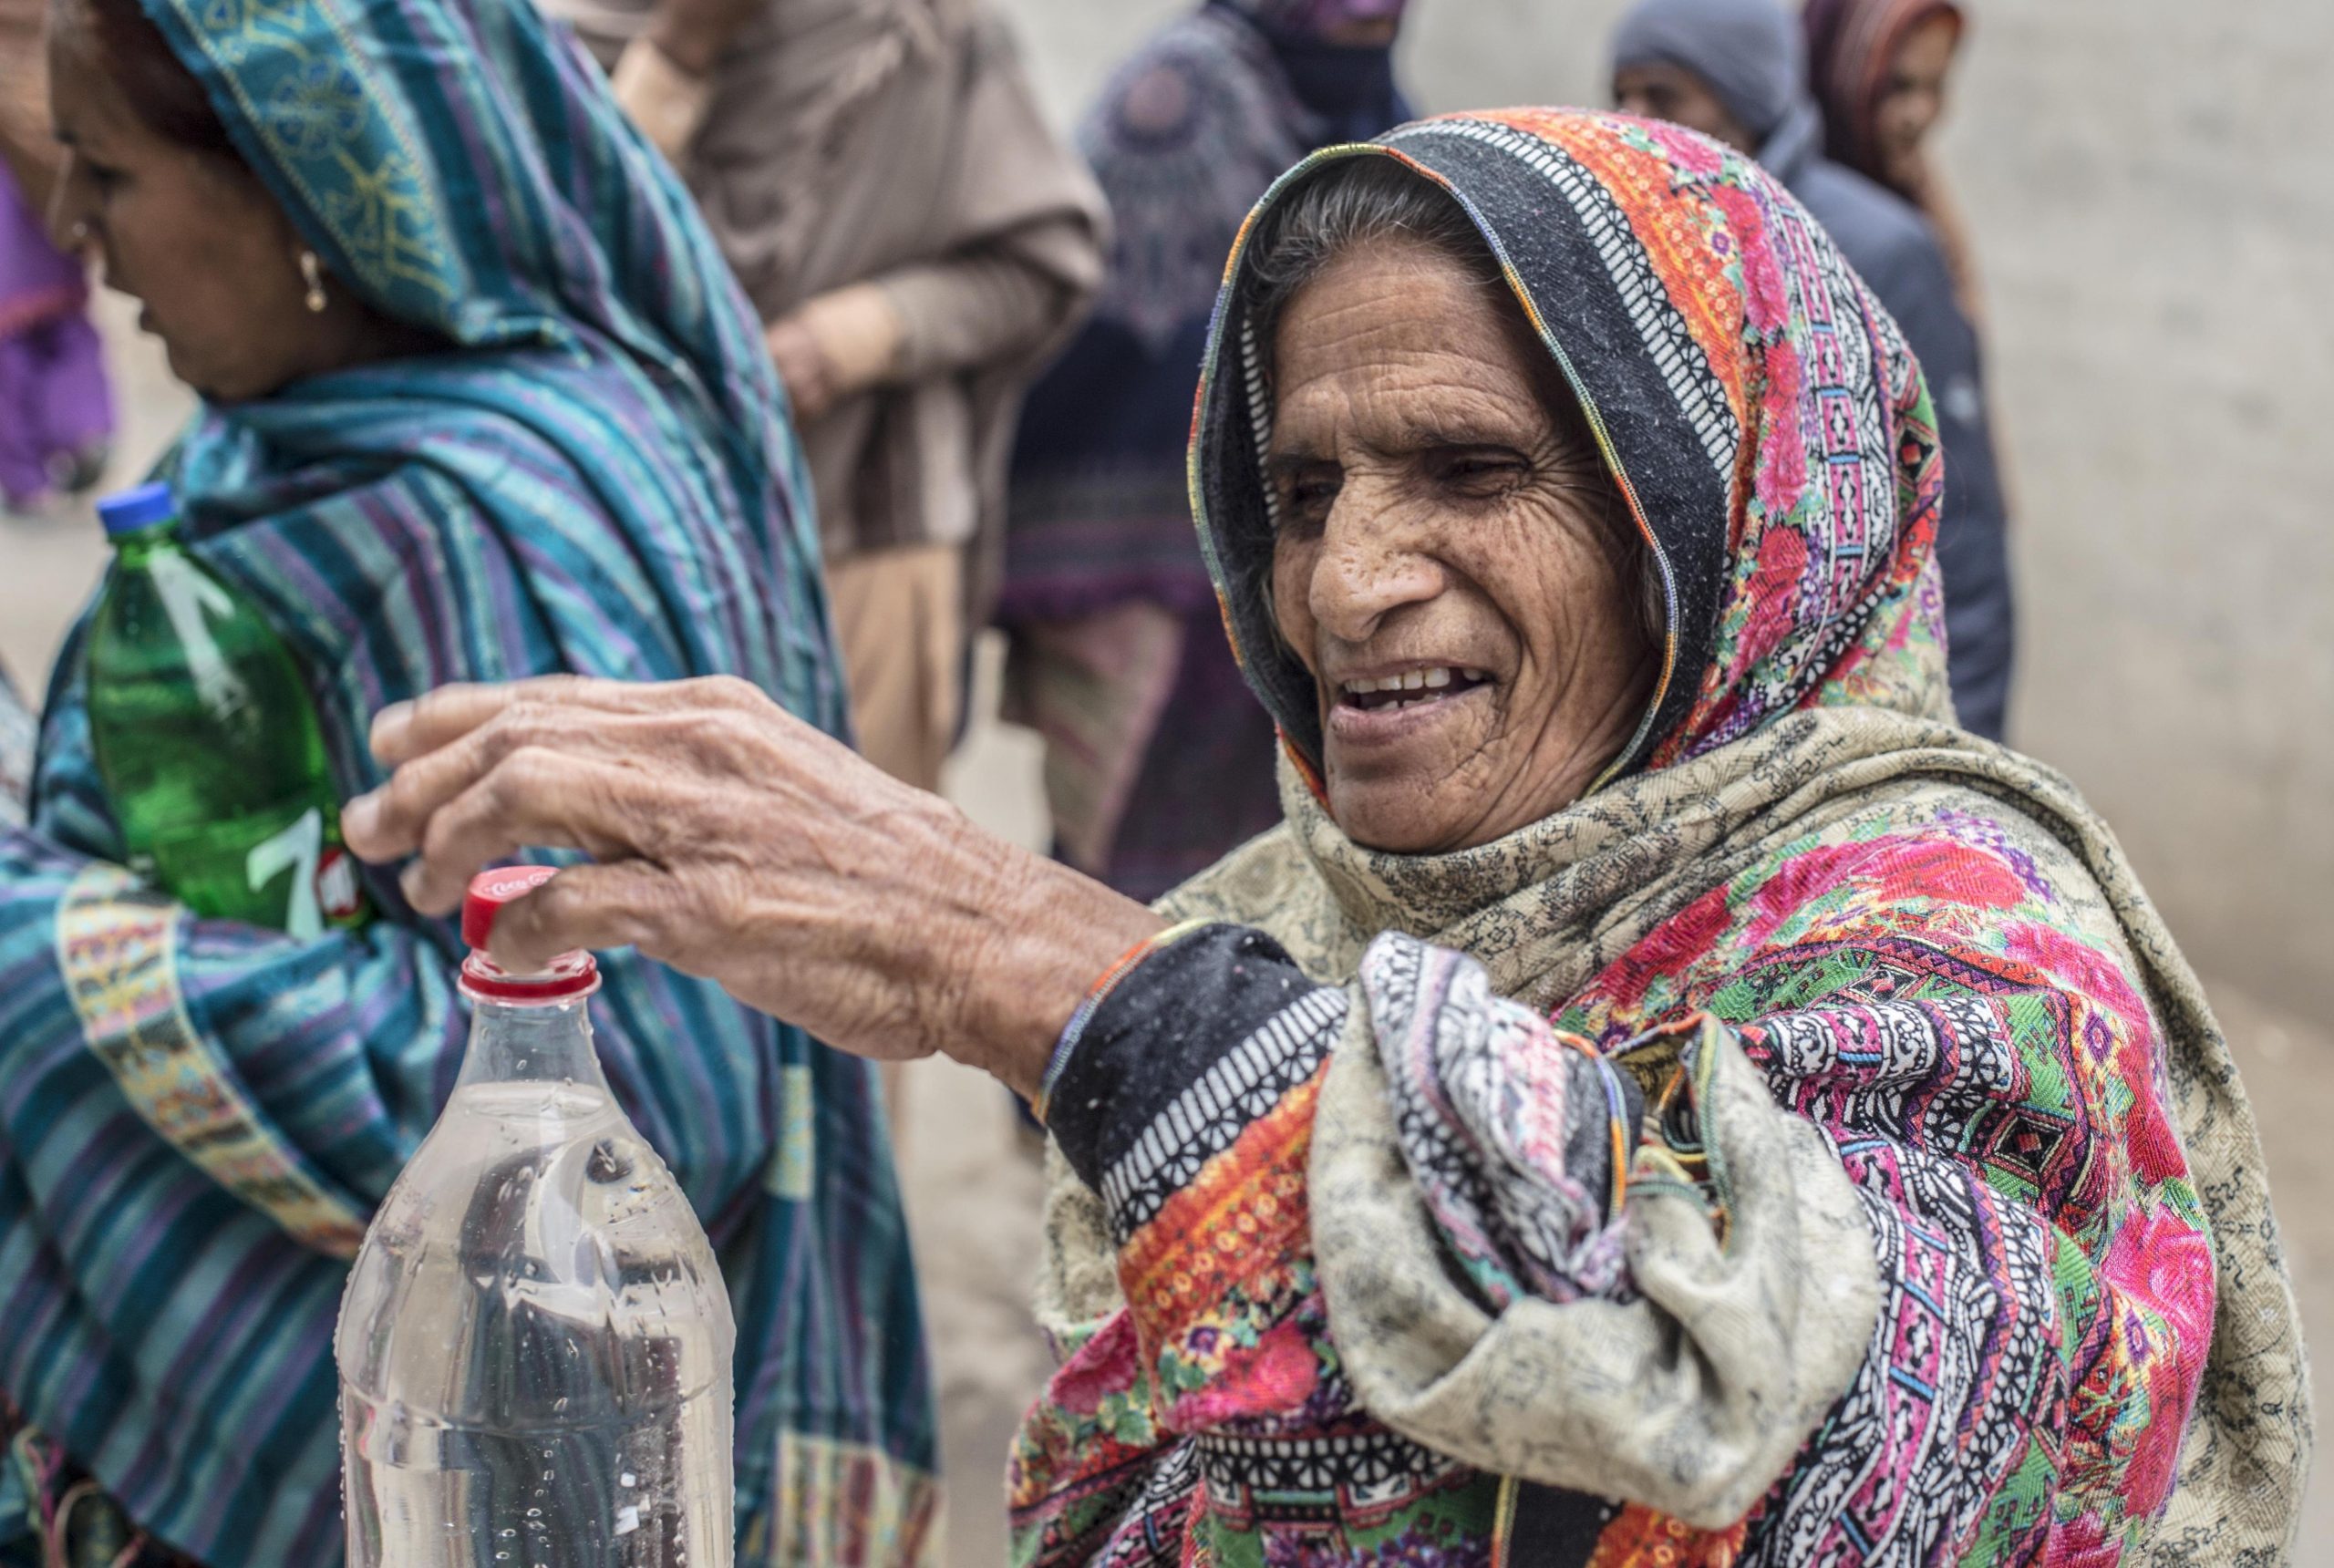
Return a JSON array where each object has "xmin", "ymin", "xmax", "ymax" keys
[{"xmin": 346, "ymin": 674, "xmax": 1163, "ymax": 1087}]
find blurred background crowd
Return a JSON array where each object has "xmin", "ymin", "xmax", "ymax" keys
[{"xmin": 2, "ymin": 0, "xmax": 2329, "ymax": 1562}]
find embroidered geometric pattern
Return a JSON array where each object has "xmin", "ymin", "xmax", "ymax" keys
[
  {"xmin": 57, "ymin": 863, "xmax": 370, "ymax": 1257},
  {"xmin": 1558, "ymin": 842, "xmax": 2211, "ymax": 1565},
  {"xmin": 1091, "ymin": 1440, "xmax": 1200, "ymax": 1568},
  {"xmin": 1193, "ymin": 1427, "xmax": 1455, "ymax": 1499},
  {"xmin": 1100, "ymin": 984, "xmax": 1345, "ymax": 1236},
  {"xmin": 1369, "ymin": 937, "xmax": 1636, "ymax": 1307}
]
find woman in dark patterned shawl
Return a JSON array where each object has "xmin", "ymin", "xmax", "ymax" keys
[
  {"xmin": 998, "ymin": 0, "xmax": 1410, "ymax": 902},
  {"xmin": 346, "ymin": 108, "xmax": 2308, "ymax": 1565}
]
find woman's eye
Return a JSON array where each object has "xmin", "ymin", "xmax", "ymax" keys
[
  {"xmin": 1277, "ymin": 470, "xmax": 1340, "ymax": 530},
  {"xmin": 1433, "ymin": 450, "xmax": 1527, "ymax": 496}
]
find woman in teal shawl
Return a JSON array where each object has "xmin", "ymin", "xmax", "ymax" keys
[{"xmin": 0, "ymin": 0, "xmax": 937, "ymax": 1562}]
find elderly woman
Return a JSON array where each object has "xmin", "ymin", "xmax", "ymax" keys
[
  {"xmin": 347, "ymin": 109, "xmax": 2309, "ymax": 1563},
  {"xmin": 1, "ymin": 0, "xmax": 932, "ymax": 1562}
]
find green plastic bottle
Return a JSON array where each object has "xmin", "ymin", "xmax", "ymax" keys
[{"xmin": 87, "ymin": 481, "xmax": 369, "ymax": 935}]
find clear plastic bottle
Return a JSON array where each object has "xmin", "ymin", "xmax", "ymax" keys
[{"xmin": 336, "ymin": 866, "xmax": 735, "ymax": 1568}]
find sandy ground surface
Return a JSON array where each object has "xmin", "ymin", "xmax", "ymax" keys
[{"xmin": 7, "ymin": 185, "xmax": 2329, "ymax": 1566}]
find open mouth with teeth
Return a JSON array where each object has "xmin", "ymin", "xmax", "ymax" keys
[{"xmin": 1338, "ymin": 666, "xmax": 1492, "ymax": 713}]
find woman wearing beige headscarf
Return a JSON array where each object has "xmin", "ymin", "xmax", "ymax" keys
[{"xmin": 549, "ymin": 0, "xmax": 1108, "ymax": 790}]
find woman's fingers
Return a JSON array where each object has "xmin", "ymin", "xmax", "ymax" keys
[
  {"xmin": 347, "ymin": 717, "xmax": 513, "ymax": 861},
  {"xmin": 397, "ymin": 752, "xmax": 681, "ymax": 915},
  {"xmin": 370, "ymin": 675, "xmax": 770, "ymax": 766},
  {"xmin": 369, "ymin": 682, "xmax": 520, "ymax": 767},
  {"xmin": 353, "ymin": 706, "xmax": 659, "ymax": 861},
  {"xmin": 351, "ymin": 678, "xmax": 783, "ymax": 859}
]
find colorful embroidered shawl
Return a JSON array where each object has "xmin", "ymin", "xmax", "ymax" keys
[
  {"xmin": 1020, "ymin": 109, "xmax": 2307, "ymax": 1563},
  {"xmin": 0, "ymin": 0, "xmax": 935, "ymax": 1563}
]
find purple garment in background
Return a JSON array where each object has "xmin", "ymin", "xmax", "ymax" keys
[{"xmin": 0, "ymin": 161, "xmax": 112, "ymax": 510}]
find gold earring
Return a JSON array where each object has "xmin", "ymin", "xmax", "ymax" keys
[{"xmin": 299, "ymin": 249, "xmax": 327, "ymax": 314}]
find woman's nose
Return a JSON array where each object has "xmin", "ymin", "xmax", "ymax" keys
[{"xmin": 1307, "ymin": 490, "xmax": 1441, "ymax": 643}]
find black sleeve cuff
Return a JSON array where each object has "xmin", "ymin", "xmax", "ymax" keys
[{"xmin": 1047, "ymin": 923, "xmax": 1346, "ymax": 1239}]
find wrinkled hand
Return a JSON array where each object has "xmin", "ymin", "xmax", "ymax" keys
[{"xmin": 340, "ymin": 676, "xmax": 1161, "ymax": 1093}]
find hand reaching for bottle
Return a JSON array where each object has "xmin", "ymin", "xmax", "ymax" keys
[{"xmin": 339, "ymin": 676, "xmax": 1161, "ymax": 1095}]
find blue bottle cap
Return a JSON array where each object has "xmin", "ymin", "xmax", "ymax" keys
[{"xmin": 96, "ymin": 481, "xmax": 178, "ymax": 538}]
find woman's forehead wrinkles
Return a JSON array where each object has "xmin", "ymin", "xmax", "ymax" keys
[{"xmin": 1271, "ymin": 366, "xmax": 1544, "ymax": 458}]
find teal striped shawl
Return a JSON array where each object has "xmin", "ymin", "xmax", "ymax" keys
[{"xmin": 0, "ymin": 0, "xmax": 937, "ymax": 1562}]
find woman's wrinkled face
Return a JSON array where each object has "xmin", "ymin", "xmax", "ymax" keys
[
  {"xmin": 1266, "ymin": 237, "xmax": 1658, "ymax": 855},
  {"xmin": 46, "ymin": 6, "xmax": 328, "ymax": 401},
  {"xmin": 1874, "ymin": 12, "xmax": 1958, "ymax": 184}
]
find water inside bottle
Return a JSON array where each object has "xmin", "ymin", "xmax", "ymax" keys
[{"xmin": 338, "ymin": 1082, "xmax": 732, "ymax": 1568}]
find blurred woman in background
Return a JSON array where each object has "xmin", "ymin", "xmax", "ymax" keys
[
  {"xmin": 553, "ymin": 0, "xmax": 1107, "ymax": 794},
  {"xmin": 1612, "ymin": 0, "xmax": 2013, "ymax": 742},
  {"xmin": 998, "ymin": 0, "xmax": 1410, "ymax": 902},
  {"xmin": 0, "ymin": 0, "xmax": 934, "ymax": 1561},
  {"xmin": 1804, "ymin": 0, "xmax": 1984, "ymax": 324}
]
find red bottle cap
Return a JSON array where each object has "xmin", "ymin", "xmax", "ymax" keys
[
  {"xmin": 462, "ymin": 864, "xmax": 559, "ymax": 950},
  {"xmin": 458, "ymin": 866, "xmax": 599, "ymax": 1002}
]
